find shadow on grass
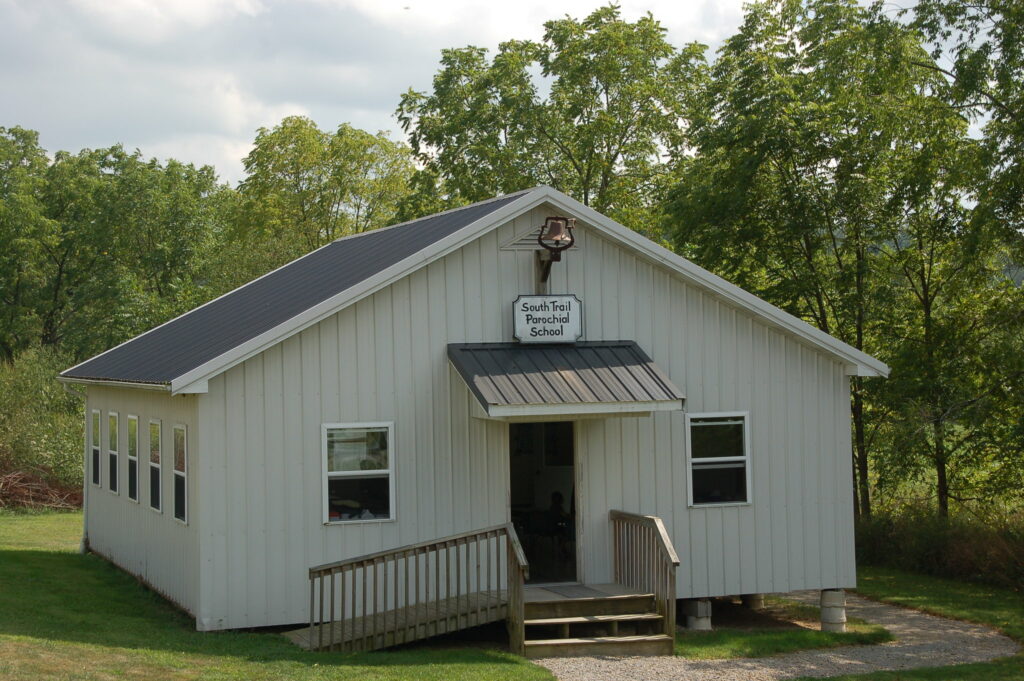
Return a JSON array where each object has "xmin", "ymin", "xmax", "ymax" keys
[{"xmin": 0, "ymin": 548, "xmax": 526, "ymax": 671}]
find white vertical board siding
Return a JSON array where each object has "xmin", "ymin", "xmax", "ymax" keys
[
  {"xmin": 194, "ymin": 204, "xmax": 857, "ymax": 629},
  {"xmin": 84, "ymin": 385, "xmax": 198, "ymax": 615}
]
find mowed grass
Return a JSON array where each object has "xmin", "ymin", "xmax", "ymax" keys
[
  {"xmin": 791, "ymin": 566, "xmax": 1024, "ymax": 681},
  {"xmin": 675, "ymin": 596, "xmax": 892, "ymax": 659},
  {"xmin": 0, "ymin": 510, "xmax": 553, "ymax": 681}
]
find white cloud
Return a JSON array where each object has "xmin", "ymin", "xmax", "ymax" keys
[
  {"xmin": 0, "ymin": 0, "xmax": 748, "ymax": 184},
  {"xmin": 66, "ymin": 0, "xmax": 267, "ymax": 42}
]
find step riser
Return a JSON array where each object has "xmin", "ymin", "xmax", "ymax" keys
[
  {"xmin": 525, "ymin": 637, "xmax": 674, "ymax": 659},
  {"xmin": 525, "ymin": 595, "xmax": 655, "ymax": 619}
]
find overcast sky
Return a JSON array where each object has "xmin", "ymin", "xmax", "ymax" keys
[{"xmin": 0, "ymin": 0, "xmax": 746, "ymax": 185}]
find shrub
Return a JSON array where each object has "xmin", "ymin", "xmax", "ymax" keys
[
  {"xmin": 0, "ymin": 346, "xmax": 83, "ymax": 504},
  {"xmin": 857, "ymin": 507, "xmax": 1024, "ymax": 592}
]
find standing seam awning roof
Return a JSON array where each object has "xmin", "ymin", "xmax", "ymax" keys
[{"xmin": 447, "ymin": 341, "xmax": 685, "ymax": 419}]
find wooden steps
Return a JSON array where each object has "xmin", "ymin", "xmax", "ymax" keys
[
  {"xmin": 524, "ymin": 612, "xmax": 663, "ymax": 626},
  {"xmin": 525, "ymin": 634, "xmax": 674, "ymax": 658},
  {"xmin": 521, "ymin": 584, "xmax": 673, "ymax": 658}
]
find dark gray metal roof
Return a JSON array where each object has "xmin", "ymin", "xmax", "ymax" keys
[
  {"xmin": 447, "ymin": 341, "xmax": 685, "ymax": 415},
  {"xmin": 62, "ymin": 191, "xmax": 530, "ymax": 385}
]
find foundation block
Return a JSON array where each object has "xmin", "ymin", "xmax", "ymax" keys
[
  {"xmin": 820, "ymin": 588, "xmax": 846, "ymax": 633},
  {"xmin": 683, "ymin": 598, "xmax": 712, "ymax": 630}
]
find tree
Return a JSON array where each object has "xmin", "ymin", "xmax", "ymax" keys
[
  {"xmin": 872, "ymin": 124, "xmax": 1023, "ymax": 515},
  {"xmin": 904, "ymin": 0, "xmax": 1024, "ymax": 249},
  {"xmin": 0, "ymin": 127, "xmax": 49, "ymax": 361},
  {"xmin": 663, "ymin": 0, "xmax": 971, "ymax": 516},
  {"xmin": 3, "ymin": 138, "xmax": 232, "ymax": 360},
  {"xmin": 236, "ymin": 117, "xmax": 415, "ymax": 263},
  {"xmin": 396, "ymin": 5, "xmax": 704, "ymax": 235}
]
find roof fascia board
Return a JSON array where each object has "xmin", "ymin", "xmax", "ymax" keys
[
  {"xmin": 171, "ymin": 190, "xmax": 549, "ymax": 394},
  {"xmin": 57, "ymin": 376, "xmax": 172, "ymax": 392},
  {"xmin": 535, "ymin": 188, "xmax": 890, "ymax": 378},
  {"xmin": 485, "ymin": 399, "xmax": 684, "ymax": 418}
]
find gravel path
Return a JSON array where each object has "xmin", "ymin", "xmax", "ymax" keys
[{"xmin": 536, "ymin": 591, "xmax": 1019, "ymax": 681}]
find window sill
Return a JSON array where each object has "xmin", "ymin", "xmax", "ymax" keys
[
  {"xmin": 324, "ymin": 518, "xmax": 396, "ymax": 526},
  {"xmin": 688, "ymin": 501, "xmax": 752, "ymax": 509}
]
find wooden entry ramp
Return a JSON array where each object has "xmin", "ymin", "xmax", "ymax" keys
[
  {"xmin": 289, "ymin": 510, "xmax": 678, "ymax": 658},
  {"xmin": 291, "ymin": 523, "xmax": 528, "ymax": 653},
  {"xmin": 286, "ymin": 590, "xmax": 506, "ymax": 650}
]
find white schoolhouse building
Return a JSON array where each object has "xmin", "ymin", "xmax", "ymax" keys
[{"xmin": 60, "ymin": 186, "xmax": 888, "ymax": 657}]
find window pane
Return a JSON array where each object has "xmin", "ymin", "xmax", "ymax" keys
[
  {"xmin": 128, "ymin": 459, "xmax": 138, "ymax": 501},
  {"xmin": 108, "ymin": 453, "xmax": 118, "ymax": 491},
  {"xmin": 128, "ymin": 418, "xmax": 138, "ymax": 459},
  {"xmin": 173, "ymin": 427, "xmax": 186, "ymax": 473},
  {"xmin": 108, "ymin": 414, "xmax": 118, "ymax": 452},
  {"xmin": 91, "ymin": 412, "xmax": 100, "ymax": 448},
  {"xmin": 692, "ymin": 462, "xmax": 747, "ymax": 504},
  {"xmin": 326, "ymin": 427, "xmax": 388, "ymax": 472},
  {"xmin": 691, "ymin": 421, "xmax": 744, "ymax": 459},
  {"xmin": 149, "ymin": 422, "xmax": 161, "ymax": 464},
  {"xmin": 92, "ymin": 448, "xmax": 100, "ymax": 485},
  {"xmin": 327, "ymin": 476, "xmax": 390, "ymax": 521},
  {"xmin": 150, "ymin": 465, "xmax": 161, "ymax": 510},
  {"xmin": 174, "ymin": 473, "xmax": 186, "ymax": 521}
]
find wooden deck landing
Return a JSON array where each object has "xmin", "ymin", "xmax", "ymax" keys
[
  {"xmin": 285, "ymin": 591, "xmax": 507, "ymax": 651},
  {"xmin": 524, "ymin": 582, "xmax": 645, "ymax": 602}
]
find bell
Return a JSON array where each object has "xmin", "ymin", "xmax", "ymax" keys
[{"xmin": 541, "ymin": 216, "xmax": 575, "ymax": 245}]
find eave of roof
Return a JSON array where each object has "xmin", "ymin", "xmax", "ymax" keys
[{"xmin": 61, "ymin": 185, "xmax": 889, "ymax": 392}]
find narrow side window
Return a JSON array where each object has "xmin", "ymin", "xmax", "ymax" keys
[
  {"xmin": 108, "ymin": 412, "xmax": 119, "ymax": 493},
  {"xmin": 127, "ymin": 415, "xmax": 139, "ymax": 502},
  {"xmin": 173, "ymin": 425, "xmax": 187, "ymax": 523},
  {"xmin": 90, "ymin": 410, "xmax": 101, "ymax": 486},
  {"xmin": 149, "ymin": 420, "xmax": 161, "ymax": 512}
]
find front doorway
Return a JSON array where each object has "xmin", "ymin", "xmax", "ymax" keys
[{"xmin": 509, "ymin": 421, "xmax": 576, "ymax": 583}]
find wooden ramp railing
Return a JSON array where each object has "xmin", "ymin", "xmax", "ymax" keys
[
  {"xmin": 610, "ymin": 509, "xmax": 680, "ymax": 636},
  {"xmin": 302, "ymin": 523, "xmax": 528, "ymax": 652}
]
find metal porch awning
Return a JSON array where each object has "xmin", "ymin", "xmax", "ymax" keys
[{"xmin": 447, "ymin": 341, "xmax": 685, "ymax": 420}]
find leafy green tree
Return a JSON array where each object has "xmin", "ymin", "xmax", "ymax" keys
[
  {"xmin": 872, "ymin": 127, "xmax": 1023, "ymax": 515},
  {"xmin": 397, "ymin": 5, "xmax": 704, "ymax": 235},
  {"xmin": 0, "ymin": 127, "xmax": 49, "ymax": 361},
  {"xmin": 904, "ymin": 0, "xmax": 1024, "ymax": 249},
  {"xmin": 236, "ymin": 117, "xmax": 415, "ymax": 263},
  {"xmin": 663, "ymin": 0, "xmax": 971, "ymax": 516}
]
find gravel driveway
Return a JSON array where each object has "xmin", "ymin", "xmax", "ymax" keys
[{"xmin": 536, "ymin": 591, "xmax": 1020, "ymax": 681}]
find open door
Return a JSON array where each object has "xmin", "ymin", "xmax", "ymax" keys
[{"xmin": 509, "ymin": 421, "xmax": 576, "ymax": 583}]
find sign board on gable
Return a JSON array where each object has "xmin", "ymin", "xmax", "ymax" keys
[{"xmin": 513, "ymin": 295, "xmax": 583, "ymax": 343}]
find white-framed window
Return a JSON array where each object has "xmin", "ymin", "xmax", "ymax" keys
[
  {"xmin": 90, "ymin": 409, "xmax": 101, "ymax": 486},
  {"xmin": 108, "ymin": 411, "xmax": 119, "ymax": 494},
  {"xmin": 322, "ymin": 422, "xmax": 395, "ymax": 524},
  {"xmin": 149, "ymin": 419, "xmax": 162, "ymax": 512},
  {"xmin": 127, "ymin": 415, "xmax": 139, "ymax": 502},
  {"xmin": 685, "ymin": 412, "xmax": 751, "ymax": 507},
  {"xmin": 173, "ymin": 424, "xmax": 187, "ymax": 523}
]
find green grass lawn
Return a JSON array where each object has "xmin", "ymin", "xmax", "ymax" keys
[
  {"xmin": 0, "ymin": 510, "xmax": 553, "ymax": 681},
  {"xmin": 675, "ymin": 596, "xmax": 892, "ymax": 659},
  {"xmin": 9, "ymin": 510, "xmax": 987, "ymax": 680},
  {"xmin": 791, "ymin": 565, "xmax": 1024, "ymax": 681}
]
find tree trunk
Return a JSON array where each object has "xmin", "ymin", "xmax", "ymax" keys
[
  {"xmin": 851, "ymin": 381, "xmax": 871, "ymax": 517},
  {"xmin": 934, "ymin": 419, "xmax": 949, "ymax": 517}
]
